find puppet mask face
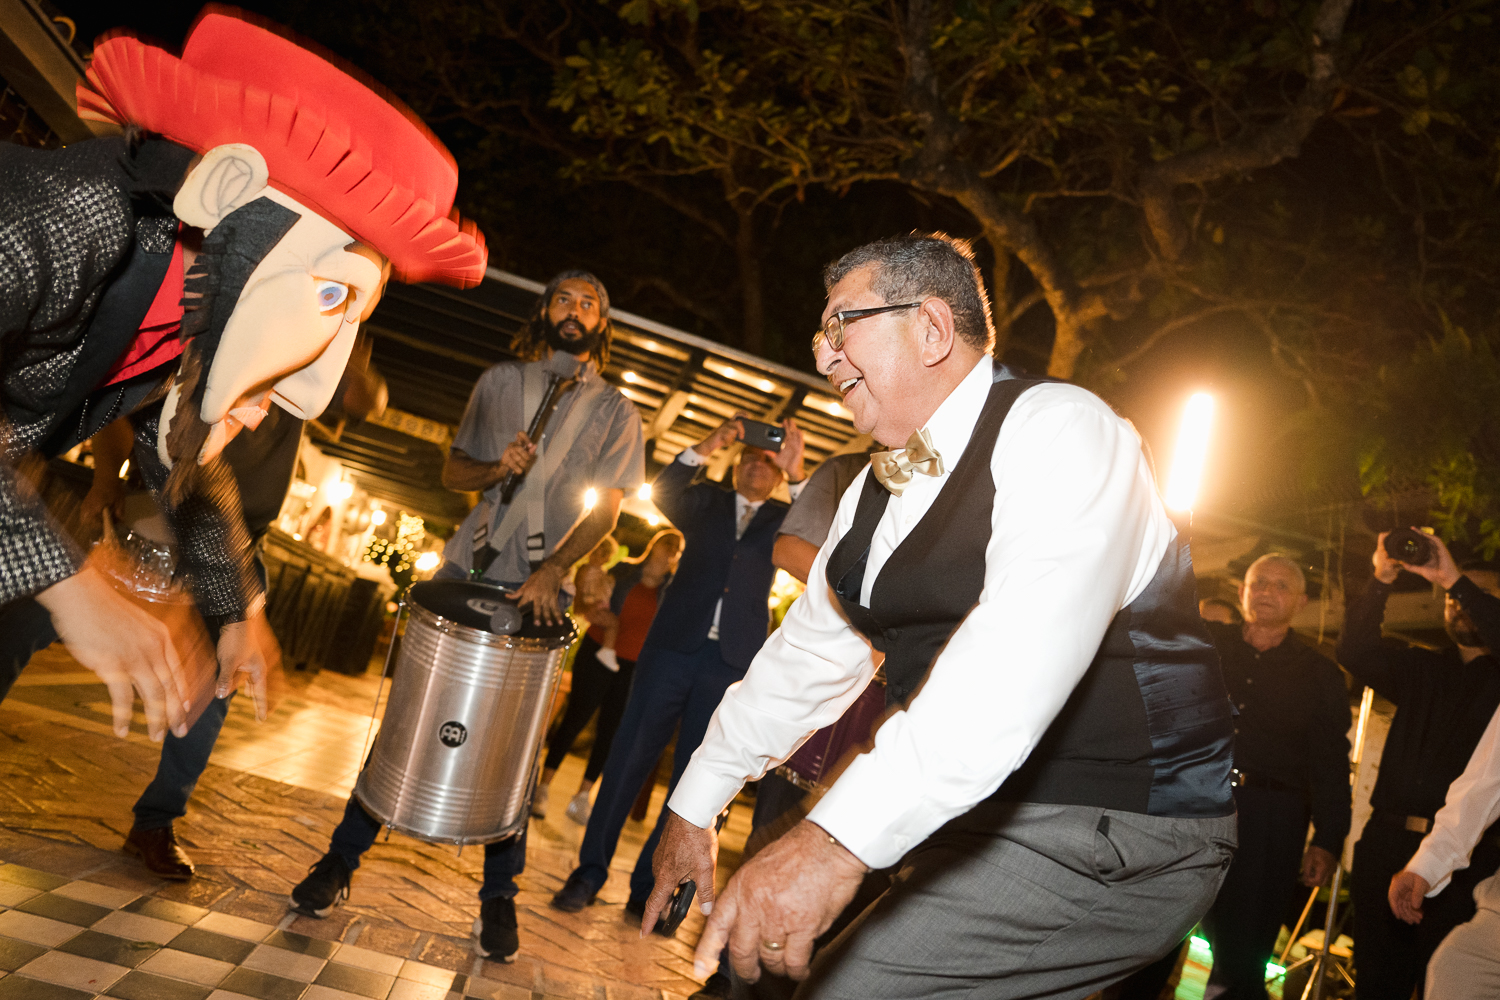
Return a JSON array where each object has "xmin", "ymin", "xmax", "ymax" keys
[{"xmin": 160, "ymin": 145, "xmax": 388, "ymax": 467}]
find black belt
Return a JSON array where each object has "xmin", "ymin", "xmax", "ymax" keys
[
  {"xmin": 1368, "ymin": 810, "xmax": 1500, "ymax": 851},
  {"xmin": 1230, "ymin": 769, "xmax": 1304, "ymax": 795},
  {"xmin": 1369, "ymin": 809, "xmax": 1433, "ymax": 835}
]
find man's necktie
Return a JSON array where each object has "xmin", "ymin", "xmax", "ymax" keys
[
  {"xmin": 871, "ymin": 427, "xmax": 944, "ymax": 496},
  {"xmin": 736, "ymin": 505, "xmax": 756, "ymax": 539}
]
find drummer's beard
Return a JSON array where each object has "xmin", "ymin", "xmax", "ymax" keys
[{"xmin": 544, "ymin": 315, "xmax": 602, "ymax": 358}]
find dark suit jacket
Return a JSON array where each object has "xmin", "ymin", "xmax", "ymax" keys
[{"xmin": 642, "ymin": 456, "xmax": 788, "ymax": 670}]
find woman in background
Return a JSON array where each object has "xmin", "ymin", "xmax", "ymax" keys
[{"xmin": 534, "ymin": 529, "xmax": 683, "ymax": 822}]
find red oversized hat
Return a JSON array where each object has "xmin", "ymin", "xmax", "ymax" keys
[{"xmin": 77, "ymin": 5, "xmax": 487, "ymax": 288}]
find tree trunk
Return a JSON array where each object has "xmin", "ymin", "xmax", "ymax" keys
[
  {"xmin": 987, "ymin": 240, "xmax": 1012, "ymax": 359},
  {"xmin": 1047, "ymin": 310, "xmax": 1090, "ymax": 380},
  {"xmin": 734, "ymin": 205, "xmax": 765, "ymax": 356}
]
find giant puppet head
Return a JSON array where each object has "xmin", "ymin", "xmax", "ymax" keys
[{"xmin": 76, "ymin": 6, "xmax": 486, "ymax": 487}]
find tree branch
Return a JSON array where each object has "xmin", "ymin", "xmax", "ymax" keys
[
  {"xmin": 1139, "ymin": 0, "xmax": 1356, "ymax": 260},
  {"xmin": 1109, "ymin": 304, "xmax": 1252, "ymax": 371}
]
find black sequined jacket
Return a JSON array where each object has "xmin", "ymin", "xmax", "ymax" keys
[{"xmin": 0, "ymin": 136, "xmax": 256, "ymax": 620}]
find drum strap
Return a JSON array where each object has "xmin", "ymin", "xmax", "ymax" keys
[{"xmin": 475, "ymin": 361, "xmax": 607, "ymax": 575}]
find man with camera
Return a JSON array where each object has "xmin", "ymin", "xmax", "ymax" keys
[
  {"xmin": 1389, "ymin": 700, "xmax": 1500, "ymax": 998},
  {"xmin": 1339, "ymin": 530, "xmax": 1500, "ymax": 999},
  {"xmin": 550, "ymin": 414, "xmax": 805, "ymax": 915}
]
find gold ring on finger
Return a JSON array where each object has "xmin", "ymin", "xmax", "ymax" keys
[{"xmin": 762, "ymin": 940, "xmax": 784, "ymax": 951}]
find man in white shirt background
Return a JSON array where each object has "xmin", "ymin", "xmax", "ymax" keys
[
  {"xmin": 1390, "ymin": 703, "xmax": 1500, "ymax": 998},
  {"xmin": 641, "ymin": 233, "xmax": 1239, "ymax": 999}
]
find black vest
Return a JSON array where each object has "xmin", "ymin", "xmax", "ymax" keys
[{"xmin": 826, "ymin": 368, "xmax": 1235, "ymax": 818}]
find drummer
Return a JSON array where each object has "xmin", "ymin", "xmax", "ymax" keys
[{"xmin": 289, "ymin": 270, "xmax": 645, "ymax": 962}]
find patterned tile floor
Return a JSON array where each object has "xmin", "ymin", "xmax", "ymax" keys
[
  {"xmin": 0, "ymin": 647, "xmax": 750, "ymax": 1000},
  {"xmin": 0, "ymin": 861, "xmax": 511, "ymax": 1000}
]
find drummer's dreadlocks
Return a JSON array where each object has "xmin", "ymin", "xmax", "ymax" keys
[{"xmin": 511, "ymin": 269, "xmax": 613, "ymax": 369}]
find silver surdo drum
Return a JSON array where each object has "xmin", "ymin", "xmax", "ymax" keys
[{"xmin": 354, "ymin": 580, "xmax": 577, "ymax": 845}]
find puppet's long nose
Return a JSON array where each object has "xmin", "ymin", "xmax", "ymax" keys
[{"xmin": 200, "ymin": 271, "xmax": 361, "ymax": 425}]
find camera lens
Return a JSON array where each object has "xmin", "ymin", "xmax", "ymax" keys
[{"xmin": 1383, "ymin": 528, "xmax": 1434, "ymax": 567}]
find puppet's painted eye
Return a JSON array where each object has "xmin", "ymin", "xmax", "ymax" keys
[{"xmin": 316, "ymin": 280, "xmax": 349, "ymax": 312}]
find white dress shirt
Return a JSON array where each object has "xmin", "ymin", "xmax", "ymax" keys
[
  {"xmin": 675, "ymin": 447, "xmax": 806, "ymax": 640},
  {"xmin": 1408, "ymin": 703, "xmax": 1500, "ymax": 895},
  {"xmin": 667, "ymin": 355, "xmax": 1177, "ymax": 869}
]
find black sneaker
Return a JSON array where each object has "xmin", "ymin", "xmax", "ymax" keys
[
  {"xmin": 290, "ymin": 854, "xmax": 352, "ymax": 917},
  {"xmin": 550, "ymin": 871, "xmax": 599, "ymax": 913},
  {"xmin": 473, "ymin": 896, "xmax": 519, "ymax": 961},
  {"xmin": 623, "ymin": 896, "xmax": 647, "ymax": 921}
]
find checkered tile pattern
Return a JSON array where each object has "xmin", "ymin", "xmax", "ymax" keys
[
  {"xmin": 0, "ymin": 864, "xmax": 527, "ymax": 1000},
  {"xmin": 0, "ymin": 649, "xmax": 720, "ymax": 1000}
]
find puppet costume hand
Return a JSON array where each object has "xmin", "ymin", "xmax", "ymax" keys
[
  {"xmin": 215, "ymin": 610, "xmax": 283, "ymax": 720},
  {"xmin": 36, "ymin": 567, "xmax": 192, "ymax": 740}
]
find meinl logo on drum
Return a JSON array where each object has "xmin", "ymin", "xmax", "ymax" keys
[{"xmin": 438, "ymin": 721, "xmax": 468, "ymax": 748}]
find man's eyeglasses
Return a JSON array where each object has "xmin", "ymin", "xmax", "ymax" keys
[{"xmin": 812, "ymin": 302, "xmax": 922, "ymax": 354}]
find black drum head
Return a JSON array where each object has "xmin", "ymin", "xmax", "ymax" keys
[{"xmin": 407, "ymin": 580, "xmax": 577, "ymax": 642}]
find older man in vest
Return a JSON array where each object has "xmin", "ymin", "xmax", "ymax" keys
[{"xmin": 642, "ymin": 233, "xmax": 1238, "ymax": 999}]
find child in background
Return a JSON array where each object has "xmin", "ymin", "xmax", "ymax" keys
[{"xmin": 574, "ymin": 535, "xmax": 623, "ymax": 671}]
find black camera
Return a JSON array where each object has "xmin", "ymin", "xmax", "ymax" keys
[{"xmin": 1384, "ymin": 528, "xmax": 1435, "ymax": 567}]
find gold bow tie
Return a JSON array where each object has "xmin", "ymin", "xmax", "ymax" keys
[{"xmin": 871, "ymin": 428, "xmax": 944, "ymax": 496}]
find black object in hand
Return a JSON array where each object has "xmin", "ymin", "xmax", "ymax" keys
[
  {"xmin": 739, "ymin": 419, "xmax": 786, "ymax": 453},
  {"xmin": 654, "ymin": 879, "xmax": 696, "ymax": 937},
  {"xmin": 1384, "ymin": 528, "xmax": 1435, "ymax": 567}
]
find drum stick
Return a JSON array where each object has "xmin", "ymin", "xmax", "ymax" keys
[{"xmin": 498, "ymin": 368, "xmax": 579, "ymax": 504}]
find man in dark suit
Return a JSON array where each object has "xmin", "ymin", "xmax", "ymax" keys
[{"xmin": 551, "ymin": 414, "xmax": 805, "ymax": 912}]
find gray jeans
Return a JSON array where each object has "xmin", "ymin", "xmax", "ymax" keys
[{"xmin": 794, "ymin": 802, "xmax": 1237, "ymax": 1000}]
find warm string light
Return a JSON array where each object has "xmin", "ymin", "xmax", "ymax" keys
[
  {"xmin": 363, "ymin": 511, "xmax": 426, "ymax": 573},
  {"xmin": 1165, "ymin": 393, "xmax": 1214, "ymax": 512},
  {"xmin": 583, "ymin": 487, "xmax": 599, "ymax": 510}
]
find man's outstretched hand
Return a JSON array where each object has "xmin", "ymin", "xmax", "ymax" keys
[
  {"xmin": 693, "ymin": 820, "xmax": 868, "ymax": 984},
  {"xmin": 1389, "ymin": 869, "xmax": 1431, "ymax": 924},
  {"xmin": 36, "ymin": 566, "xmax": 197, "ymax": 740},
  {"xmin": 643, "ymin": 810, "xmax": 720, "ymax": 937}
]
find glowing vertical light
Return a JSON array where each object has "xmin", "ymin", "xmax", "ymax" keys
[
  {"xmin": 583, "ymin": 487, "xmax": 598, "ymax": 510},
  {"xmin": 1165, "ymin": 393, "xmax": 1214, "ymax": 512}
]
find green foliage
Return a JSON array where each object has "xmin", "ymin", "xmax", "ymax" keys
[{"xmin": 1364, "ymin": 320, "xmax": 1500, "ymax": 556}]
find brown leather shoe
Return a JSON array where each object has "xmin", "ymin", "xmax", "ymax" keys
[{"xmin": 123, "ymin": 825, "xmax": 194, "ymax": 880}]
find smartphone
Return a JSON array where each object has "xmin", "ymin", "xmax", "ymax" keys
[
  {"xmin": 739, "ymin": 418, "xmax": 785, "ymax": 452},
  {"xmin": 654, "ymin": 879, "xmax": 696, "ymax": 937}
]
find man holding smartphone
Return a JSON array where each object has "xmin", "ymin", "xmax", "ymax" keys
[{"xmin": 551, "ymin": 414, "xmax": 805, "ymax": 914}]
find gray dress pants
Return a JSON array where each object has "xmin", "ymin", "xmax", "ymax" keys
[
  {"xmin": 1426, "ymin": 872, "xmax": 1500, "ymax": 999},
  {"xmin": 793, "ymin": 801, "xmax": 1237, "ymax": 1000}
]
